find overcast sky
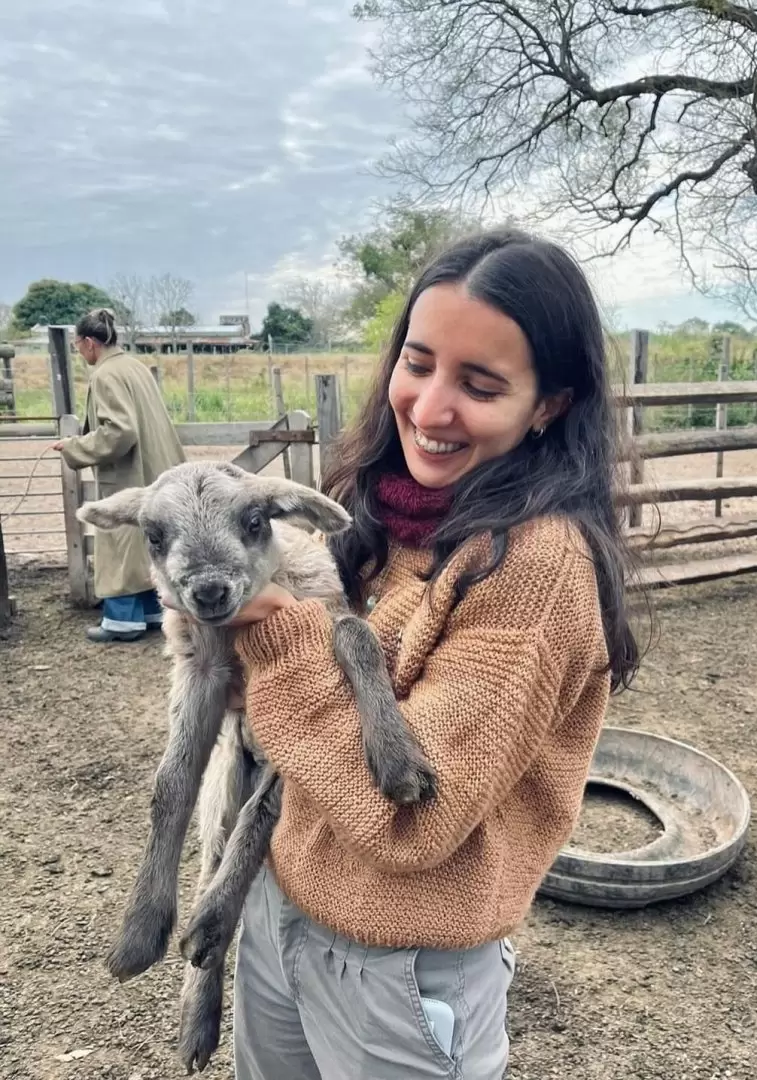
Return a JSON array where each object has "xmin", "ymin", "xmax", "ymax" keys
[{"xmin": 0, "ymin": 0, "xmax": 739, "ymax": 330}]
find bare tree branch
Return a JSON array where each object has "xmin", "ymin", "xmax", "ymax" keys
[
  {"xmin": 361, "ymin": 0, "xmax": 757, "ymax": 311},
  {"xmin": 147, "ymin": 274, "xmax": 195, "ymax": 352},
  {"xmin": 109, "ymin": 274, "xmax": 148, "ymax": 350},
  {"xmin": 280, "ymin": 277, "xmax": 354, "ymax": 346}
]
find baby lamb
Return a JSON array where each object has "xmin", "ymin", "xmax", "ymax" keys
[{"xmin": 77, "ymin": 461, "xmax": 436, "ymax": 1073}]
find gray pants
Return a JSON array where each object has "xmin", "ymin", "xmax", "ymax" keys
[{"xmin": 233, "ymin": 869, "xmax": 516, "ymax": 1079}]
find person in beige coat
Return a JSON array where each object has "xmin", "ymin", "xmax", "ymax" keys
[{"xmin": 54, "ymin": 308, "xmax": 185, "ymax": 642}]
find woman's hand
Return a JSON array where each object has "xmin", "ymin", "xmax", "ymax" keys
[
  {"xmin": 160, "ymin": 583, "xmax": 298, "ymax": 626},
  {"xmin": 226, "ymin": 584, "xmax": 298, "ymax": 626}
]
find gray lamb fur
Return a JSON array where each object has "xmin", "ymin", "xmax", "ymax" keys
[{"xmin": 77, "ymin": 461, "xmax": 436, "ymax": 1073}]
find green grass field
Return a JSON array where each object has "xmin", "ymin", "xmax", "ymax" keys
[
  {"xmin": 7, "ymin": 333, "xmax": 757, "ymax": 432},
  {"xmin": 9, "ymin": 351, "xmax": 378, "ymax": 427}
]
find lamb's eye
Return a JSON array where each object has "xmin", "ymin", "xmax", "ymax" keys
[
  {"xmin": 243, "ymin": 509, "xmax": 263, "ymax": 535},
  {"xmin": 145, "ymin": 525, "xmax": 165, "ymax": 551}
]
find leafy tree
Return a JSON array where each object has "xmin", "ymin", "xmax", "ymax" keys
[
  {"xmin": 713, "ymin": 320, "xmax": 749, "ymax": 337},
  {"xmin": 363, "ymin": 290, "xmax": 406, "ymax": 352},
  {"xmin": 12, "ymin": 279, "xmax": 113, "ymax": 331},
  {"xmin": 161, "ymin": 307, "xmax": 195, "ymax": 327},
  {"xmin": 260, "ymin": 302, "xmax": 313, "ymax": 346},
  {"xmin": 677, "ymin": 318, "xmax": 711, "ymax": 337},
  {"xmin": 339, "ymin": 206, "xmax": 480, "ymax": 323},
  {"xmin": 357, "ymin": 1, "xmax": 757, "ymax": 318}
]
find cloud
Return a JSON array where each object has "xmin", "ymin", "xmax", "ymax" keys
[
  {"xmin": 0, "ymin": 0, "xmax": 736, "ymax": 330},
  {"xmin": 0, "ymin": 0, "xmax": 402, "ymax": 321}
]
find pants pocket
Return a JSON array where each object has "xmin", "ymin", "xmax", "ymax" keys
[
  {"xmin": 499, "ymin": 937, "xmax": 516, "ymax": 984},
  {"xmin": 404, "ymin": 950, "xmax": 457, "ymax": 1075}
]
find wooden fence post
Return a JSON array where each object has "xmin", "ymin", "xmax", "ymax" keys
[
  {"xmin": 316, "ymin": 374, "xmax": 342, "ymax": 480},
  {"xmin": 715, "ymin": 335, "xmax": 732, "ymax": 517},
  {"xmin": 48, "ymin": 326, "xmax": 75, "ymax": 417},
  {"xmin": 186, "ymin": 342, "xmax": 196, "ymax": 422},
  {"xmin": 149, "ymin": 364, "xmax": 163, "ymax": 390},
  {"xmin": 288, "ymin": 409, "xmax": 315, "ymax": 489},
  {"xmin": 627, "ymin": 330, "xmax": 649, "ymax": 528},
  {"xmin": 59, "ymin": 413, "xmax": 91, "ymax": 606},
  {"xmin": 0, "ymin": 514, "xmax": 13, "ymax": 631},
  {"xmin": 271, "ymin": 367, "xmax": 291, "ymax": 479}
]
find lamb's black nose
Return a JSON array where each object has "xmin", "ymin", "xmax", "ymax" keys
[{"xmin": 191, "ymin": 580, "xmax": 230, "ymax": 610}]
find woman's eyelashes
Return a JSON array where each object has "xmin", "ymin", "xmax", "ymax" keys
[{"xmin": 402, "ymin": 356, "xmax": 504, "ymax": 401}]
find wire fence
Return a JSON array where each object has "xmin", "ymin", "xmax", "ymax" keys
[
  {"xmin": 4, "ymin": 349, "xmax": 377, "ymax": 426},
  {"xmin": 4, "ymin": 335, "xmax": 757, "ymax": 432}
]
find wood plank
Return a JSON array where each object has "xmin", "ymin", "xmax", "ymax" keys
[
  {"xmin": 715, "ymin": 336, "xmax": 731, "ymax": 516},
  {"xmin": 627, "ymin": 516, "xmax": 757, "ymax": 550},
  {"xmin": 620, "ymin": 476, "xmax": 757, "ymax": 505},
  {"xmin": 272, "ymin": 367, "xmax": 290, "ymax": 478},
  {"xmin": 176, "ymin": 420, "xmax": 274, "ymax": 446},
  {"xmin": 0, "ymin": 514, "xmax": 12, "ymax": 630},
  {"xmin": 631, "ymin": 554, "xmax": 757, "ymax": 590},
  {"xmin": 186, "ymin": 341, "xmax": 196, "ymax": 422},
  {"xmin": 627, "ymin": 330, "xmax": 648, "ymax": 528},
  {"xmin": 59, "ymin": 414, "xmax": 91, "ymax": 606},
  {"xmin": 231, "ymin": 415, "xmax": 289, "ymax": 473},
  {"xmin": 288, "ymin": 410, "xmax": 315, "ymax": 488},
  {"xmin": 0, "ymin": 423, "xmax": 58, "ymax": 438},
  {"xmin": 613, "ymin": 381, "xmax": 757, "ymax": 406},
  {"xmin": 316, "ymin": 374, "xmax": 341, "ymax": 479},
  {"xmin": 632, "ymin": 426, "xmax": 757, "ymax": 459},
  {"xmin": 48, "ymin": 326, "xmax": 75, "ymax": 417}
]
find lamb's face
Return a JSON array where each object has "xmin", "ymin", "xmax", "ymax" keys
[
  {"xmin": 76, "ymin": 461, "xmax": 352, "ymax": 626},
  {"xmin": 141, "ymin": 466, "xmax": 278, "ymax": 623}
]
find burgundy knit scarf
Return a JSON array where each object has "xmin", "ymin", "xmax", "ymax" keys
[{"xmin": 375, "ymin": 473, "xmax": 454, "ymax": 548}]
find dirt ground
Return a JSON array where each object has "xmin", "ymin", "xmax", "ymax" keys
[{"xmin": 1, "ymin": 563, "xmax": 756, "ymax": 1080}]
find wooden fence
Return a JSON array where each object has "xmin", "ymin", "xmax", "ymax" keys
[{"xmin": 3, "ymin": 331, "xmax": 757, "ymax": 614}]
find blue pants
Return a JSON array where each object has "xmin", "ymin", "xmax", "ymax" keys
[{"xmin": 101, "ymin": 589, "xmax": 163, "ymax": 633}]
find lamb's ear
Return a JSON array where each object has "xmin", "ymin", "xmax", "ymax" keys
[
  {"xmin": 261, "ymin": 479, "xmax": 352, "ymax": 535},
  {"xmin": 76, "ymin": 487, "xmax": 146, "ymax": 530}
]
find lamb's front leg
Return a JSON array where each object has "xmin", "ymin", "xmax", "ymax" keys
[
  {"xmin": 180, "ymin": 765, "xmax": 281, "ymax": 972},
  {"xmin": 333, "ymin": 615, "xmax": 437, "ymax": 805},
  {"xmin": 107, "ymin": 657, "xmax": 230, "ymax": 982}
]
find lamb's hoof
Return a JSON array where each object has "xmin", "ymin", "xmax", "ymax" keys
[
  {"xmin": 179, "ymin": 967, "xmax": 223, "ymax": 1074},
  {"xmin": 380, "ymin": 759, "xmax": 437, "ymax": 805},
  {"xmin": 370, "ymin": 740, "xmax": 438, "ymax": 806},
  {"xmin": 180, "ymin": 907, "xmax": 232, "ymax": 972},
  {"xmin": 106, "ymin": 905, "xmax": 175, "ymax": 982}
]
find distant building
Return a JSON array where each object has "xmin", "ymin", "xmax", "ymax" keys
[{"xmin": 123, "ymin": 316, "xmax": 255, "ymax": 354}]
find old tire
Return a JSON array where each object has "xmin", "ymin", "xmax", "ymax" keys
[{"xmin": 538, "ymin": 727, "xmax": 751, "ymax": 909}]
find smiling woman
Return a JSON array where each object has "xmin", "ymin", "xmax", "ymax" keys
[
  {"xmin": 230, "ymin": 226, "xmax": 642, "ymax": 1080},
  {"xmin": 389, "ymin": 283, "xmax": 568, "ymax": 488}
]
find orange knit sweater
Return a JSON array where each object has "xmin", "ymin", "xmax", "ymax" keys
[{"xmin": 235, "ymin": 515, "xmax": 610, "ymax": 950}]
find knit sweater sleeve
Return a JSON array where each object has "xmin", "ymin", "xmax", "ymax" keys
[{"xmin": 235, "ymin": 520, "xmax": 610, "ymax": 875}]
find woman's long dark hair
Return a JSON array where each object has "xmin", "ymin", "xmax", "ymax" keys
[{"xmin": 323, "ymin": 227, "xmax": 641, "ymax": 690}]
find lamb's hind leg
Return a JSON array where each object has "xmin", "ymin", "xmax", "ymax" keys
[
  {"xmin": 179, "ymin": 713, "xmax": 254, "ymax": 1074},
  {"xmin": 107, "ymin": 657, "xmax": 230, "ymax": 982},
  {"xmin": 180, "ymin": 765, "xmax": 281, "ymax": 972},
  {"xmin": 333, "ymin": 615, "xmax": 437, "ymax": 805}
]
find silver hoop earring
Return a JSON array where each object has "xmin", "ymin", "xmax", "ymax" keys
[{"xmin": 532, "ymin": 426, "xmax": 546, "ymax": 439}]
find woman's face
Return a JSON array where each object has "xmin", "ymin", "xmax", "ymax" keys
[{"xmin": 388, "ymin": 283, "xmax": 560, "ymax": 489}]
